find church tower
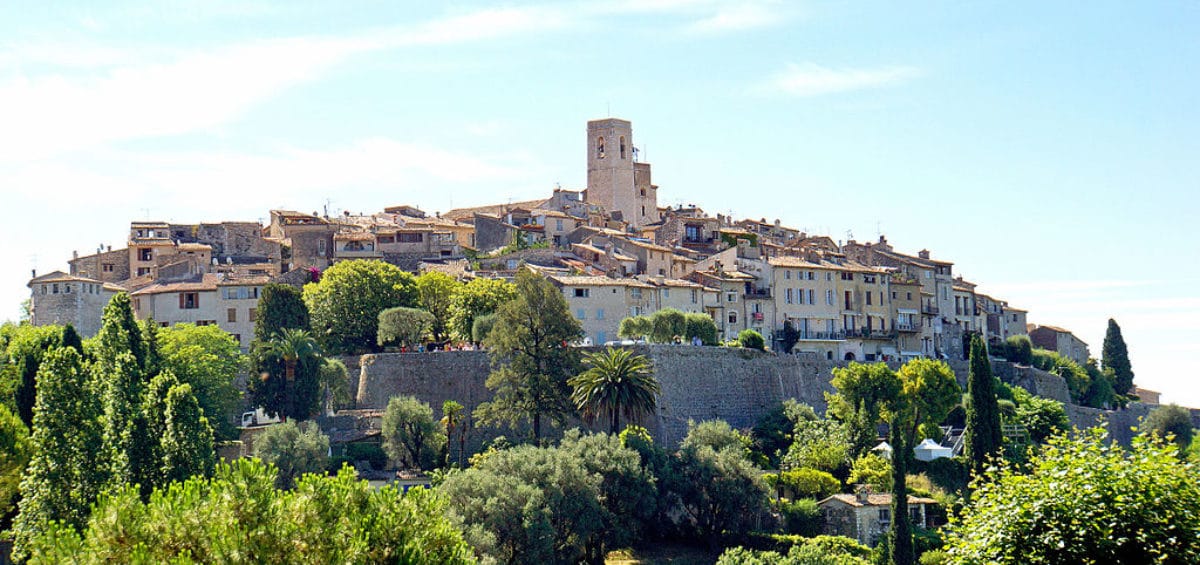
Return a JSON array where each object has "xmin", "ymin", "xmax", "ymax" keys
[{"xmin": 586, "ymin": 118, "xmax": 658, "ymax": 229}]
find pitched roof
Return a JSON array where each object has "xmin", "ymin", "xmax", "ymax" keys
[
  {"xmin": 443, "ymin": 198, "xmax": 550, "ymax": 220},
  {"xmin": 818, "ymin": 493, "xmax": 938, "ymax": 508},
  {"xmin": 129, "ymin": 274, "xmax": 220, "ymax": 296},
  {"xmin": 548, "ymin": 275, "xmax": 654, "ymax": 288}
]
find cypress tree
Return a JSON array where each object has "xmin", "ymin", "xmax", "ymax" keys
[
  {"xmin": 137, "ymin": 371, "xmax": 181, "ymax": 499},
  {"xmin": 1103, "ymin": 318, "xmax": 1134, "ymax": 395},
  {"xmin": 161, "ymin": 383, "xmax": 215, "ymax": 484},
  {"xmin": 254, "ymin": 284, "xmax": 310, "ymax": 343},
  {"xmin": 964, "ymin": 336, "xmax": 1002, "ymax": 476},
  {"xmin": 100, "ymin": 352, "xmax": 142, "ymax": 487},
  {"xmin": 12, "ymin": 348, "xmax": 104, "ymax": 561},
  {"xmin": 60, "ymin": 324, "xmax": 83, "ymax": 354},
  {"xmin": 14, "ymin": 352, "xmax": 38, "ymax": 429},
  {"xmin": 890, "ymin": 417, "xmax": 914, "ymax": 565},
  {"xmin": 94, "ymin": 293, "xmax": 146, "ymax": 377}
]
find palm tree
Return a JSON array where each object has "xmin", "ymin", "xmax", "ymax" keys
[
  {"xmin": 440, "ymin": 400, "xmax": 467, "ymax": 467},
  {"xmin": 263, "ymin": 328, "xmax": 321, "ymax": 420},
  {"xmin": 569, "ymin": 347, "xmax": 660, "ymax": 434}
]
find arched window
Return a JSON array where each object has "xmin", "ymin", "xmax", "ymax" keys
[
  {"xmin": 597, "ymin": 137, "xmax": 605, "ymax": 158},
  {"xmin": 619, "ymin": 136, "xmax": 626, "ymax": 159}
]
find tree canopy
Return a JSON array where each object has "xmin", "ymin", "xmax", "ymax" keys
[
  {"xmin": 252, "ymin": 421, "xmax": 330, "ymax": 489},
  {"xmin": 377, "ymin": 306, "xmax": 434, "ymax": 349},
  {"xmin": 569, "ymin": 347, "xmax": 659, "ymax": 433},
  {"xmin": 945, "ymin": 429, "xmax": 1200, "ymax": 564},
  {"xmin": 158, "ymin": 323, "xmax": 244, "ymax": 439},
  {"xmin": 1102, "ymin": 318, "xmax": 1134, "ymax": 395},
  {"xmin": 303, "ymin": 259, "xmax": 418, "ymax": 353},
  {"xmin": 382, "ymin": 395, "xmax": 446, "ymax": 471},
  {"xmin": 253, "ymin": 283, "xmax": 310, "ymax": 343},
  {"xmin": 449, "ymin": 277, "xmax": 517, "ymax": 342},
  {"xmin": 416, "ymin": 271, "xmax": 462, "ymax": 342},
  {"xmin": 475, "ymin": 268, "xmax": 583, "ymax": 439}
]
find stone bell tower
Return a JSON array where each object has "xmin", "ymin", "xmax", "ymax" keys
[{"xmin": 585, "ymin": 118, "xmax": 658, "ymax": 229}]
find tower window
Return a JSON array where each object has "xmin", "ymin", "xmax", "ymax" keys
[
  {"xmin": 597, "ymin": 137, "xmax": 605, "ymax": 158},
  {"xmin": 619, "ymin": 136, "xmax": 626, "ymax": 159}
]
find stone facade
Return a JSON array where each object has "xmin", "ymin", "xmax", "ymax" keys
[
  {"xmin": 27, "ymin": 272, "xmax": 121, "ymax": 337},
  {"xmin": 586, "ymin": 119, "xmax": 658, "ymax": 228}
]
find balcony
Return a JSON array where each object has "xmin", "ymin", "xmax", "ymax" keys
[
  {"xmin": 896, "ymin": 323, "xmax": 920, "ymax": 333},
  {"xmin": 796, "ymin": 331, "xmax": 846, "ymax": 341},
  {"xmin": 921, "ymin": 304, "xmax": 939, "ymax": 315},
  {"xmin": 845, "ymin": 328, "xmax": 897, "ymax": 340},
  {"xmin": 745, "ymin": 288, "xmax": 772, "ymax": 299}
]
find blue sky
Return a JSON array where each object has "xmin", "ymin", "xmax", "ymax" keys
[{"xmin": 1, "ymin": 1, "xmax": 1197, "ymax": 404}]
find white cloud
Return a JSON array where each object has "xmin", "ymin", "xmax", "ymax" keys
[
  {"xmin": 686, "ymin": 3, "xmax": 778, "ymax": 34},
  {"xmin": 759, "ymin": 62, "xmax": 921, "ymax": 97}
]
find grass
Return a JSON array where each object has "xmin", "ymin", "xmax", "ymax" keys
[{"xmin": 606, "ymin": 541, "xmax": 720, "ymax": 565}]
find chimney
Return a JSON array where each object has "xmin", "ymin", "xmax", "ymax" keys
[
  {"xmin": 31, "ymin": 269, "xmax": 36, "ymax": 278},
  {"xmin": 918, "ymin": 249, "xmax": 930, "ymax": 260},
  {"xmin": 774, "ymin": 219, "xmax": 781, "ymax": 227},
  {"xmin": 73, "ymin": 250, "xmax": 78, "ymax": 260},
  {"xmin": 855, "ymin": 484, "xmax": 871, "ymax": 503}
]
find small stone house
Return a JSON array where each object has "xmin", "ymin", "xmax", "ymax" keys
[{"xmin": 818, "ymin": 491, "xmax": 938, "ymax": 547}]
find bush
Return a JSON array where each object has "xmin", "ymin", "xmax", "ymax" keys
[
  {"xmin": 685, "ymin": 312, "xmax": 719, "ymax": 345},
  {"xmin": 778, "ymin": 498, "xmax": 823, "ymax": 536},
  {"xmin": 345, "ymin": 442, "xmax": 388, "ymax": 470},
  {"xmin": 738, "ymin": 329, "xmax": 766, "ymax": 350},
  {"xmin": 915, "ymin": 456, "xmax": 969, "ymax": 496},
  {"xmin": 1001, "ymin": 335, "xmax": 1032, "ymax": 365},
  {"xmin": 772, "ymin": 468, "xmax": 840, "ymax": 500},
  {"xmin": 847, "ymin": 453, "xmax": 891, "ymax": 491},
  {"xmin": 376, "ymin": 307, "xmax": 434, "ymax": 349},
  {"xmin": 1141, "ymin": 403, "xmax": 1195, "ymax": 454},
  {"xmin": 253, "ymin": 421, "xmax": 330, "ymax": 489},
  {"xmin": 722, "ymin": 535, "xmax": 872, "ymax": 564}
]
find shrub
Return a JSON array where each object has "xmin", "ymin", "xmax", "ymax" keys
[
  {"xmin": 345, "ymin": 442, "xmax": 388, "ymax": 470},
  {"xmin": 376, "ymin": 307, "xmax": 434, "ymax": 349},
  {"xmin": 778, "ymin": 498, "xmax": 823, "ymax": 536},
  {"xmin": 738, "ymin": 329, "xmax": 766, "ymax": 350},
  {"xmin": 774, "ymin": 468, "xmax": 840, "ymax": 500}
]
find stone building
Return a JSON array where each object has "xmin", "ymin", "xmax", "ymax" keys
[
  {"xmin": 268, "ymin": 210, "xmax": 337, "ymax": 272},
  {"xmin": 549, "ymin": 275, "xmax": 658, "ymax": 346},
  {"xmin": 1028, "ymin": 324, "xmax": 1090, "ymax": 365},
  {"xmin": 585, "ymin": 118, "xmax": 659, "ymax": 229},
  {"xmin": 819, "ymin": 491, "xmax": 937, "ymax": 547},
  {"xmin": 27, "ymin": 271, "xmax": 123, "ymax": 336}
]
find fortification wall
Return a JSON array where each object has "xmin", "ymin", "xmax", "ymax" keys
[{"xmin": 354, "ymin": 346, "xmax": 1149, "ymax": 452}]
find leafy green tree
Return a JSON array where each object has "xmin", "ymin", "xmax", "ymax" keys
[
  {"xmin": 828, "ymin": 362, "xmax": 902, "ymax": 457},
  {"xmin": 765, "ymin": 468, "xmax": 841, "ymax": 500},
  {"xmin": 320, "ymin": 357, "xmax": 352, "ymax": 414},
  {"xmin": 7, "ymin": 324, "xmax": 64, "ymax": 427},
  {"xmin": 1102, "ymin": 318, "xmax": 1135, "ymax": 395},
  {"xmin": 617, "ymin": 315, "xmax": 653, "ymax": 341},
  {"xmin": 945, "ymin": 429, "xmax": 1200, "ymax": 564},
  {"xmin": 650, "ymin": 308, "xmax": 687, "ymax": 343},
  {"xmin": 472, "ymin": 312, "xmax": 498, "ymax": 343},
  {"xmin": 303, "ymin": 259, "xmax": 418, "ymax": 353},
  {"xmin": 161, "ymin": 382, "xmax": 216, "ymax": 484},
  {"xmin": 12, "ymin": 348, "xmax": 104, "ymax": 561},
  {"xmin": 254, "ymin": 283, "xmax": 310, "ymax": 342},
  {"xmin": 848, "ymin": 453, "xmax": 892, "ymax": 492},
  {"xmin": 896, "ymin": 359, "xmax": 961, "ymax": 447},
  {"xmin": 441, "ymin": 400, "xmax": 469, "ymax": 467},
  {"xmin": 136, "ymin": 371, "xmax": 180, "ymax": 498},
  {"xmin": 98, "ymin": 350, "xmax": 143, "ymax": 490},
  {"xmin": 376, "ymin": 306, "xmax": 434, "ymax": 349},
  {"xmin": 253, "ymin": 328, "xmax": 323, "ymax": 421},
  {"xmin": 253, "ymin": 421, "xmax": 330, "ymax": 489},
  {"xmin": 752, "ymin": 399, "xmax": 818, "ymax": 468},
  {"xmin": 416, "ymin": 271, "xmax": 462, "ymax": 342},
  {"xmin": 964, "ymin": 336, "xmax": 1002, "ymax": 476},
  {"xmin": 442, "ymin": 431, "xmax": 654, "ymax": 564},
  {"xmin": 0, "ymin": 404, "xmax": 30, "ymax": 527},
  {"xmin": 738, "ymin": 328, "xmax": 766, "ymax": 350},
  {"xmin": 382, "ymin": 395, "xmax": 446, "ymax": 471},
  {"xmin": 475, "ymin": 268, "xmax": 583, "ymax": 439},
  {"xmin": 674, "ymin": 432, "xmax": 770, "ymax": 547},
  {"xmin": 1001, "ymin": 335, "xmax": 1032, "ymax": 365},
  {"xmin": 449, "ymin": 277, "xmax": 517, "ymax": 342},
  {"xmin": 682, "ymin": 419, "xmax": 752, "ymax": 457},
  {"xmin": 685, "ymin": 312, "xmax": 719, "ymax": 345},
  {"xmin": 158, "ymin": 323, "xmax": 244, "ymax": 440},
  {"xmin": 24, "ymin": 459, "xmax": 474, "ymax": 564},
  {"xmin": 1140, "ymin": 403, "xmax": 1194, "ymax": 454},
  {"xmin": 93, "ymin": 292, "xmax": 147, "ymax": 376},
  {"xmin": 1010, "ymin": 387, "xmax": 1069, "ymax": 444},
  {"xmin": 784, "ymin": 416, "xmax": 853, "ymax": 474},
  {"xmin": 570, "ymin": 347, "xmax": 659, "ymax": 433}
]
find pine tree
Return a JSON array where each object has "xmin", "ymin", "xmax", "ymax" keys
[
  {"xmin": 890, "ymin": 416, "xmax": 914, "ymax": 565},
  {"xmin": 12, "ymin": 348, "xmax": 104, "ymax": 561},
  {"xmin": 161, "ymin": 383, "xmax": 215, "ymax": 484},
  {"xmin": 964, "ymin": 336, "xmax": 1002, "ymax": 477},
  {"xmin": 1103, "ymin": 318, "xmax": 1134, "ymax": 395},
  {"xmin": 136, "ymin": 371, "xmax": 181, "ymax": 499}
]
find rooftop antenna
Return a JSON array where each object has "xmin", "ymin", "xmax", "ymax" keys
[{"xmin": 323, "ymin": 199, "xmax": 332, "ymax": 219}]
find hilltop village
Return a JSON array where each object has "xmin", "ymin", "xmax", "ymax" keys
[{"xmin": 29, "ymin": 118, "xmax": 1094, "ymax": 371}]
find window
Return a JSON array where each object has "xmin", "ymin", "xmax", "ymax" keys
[
  {"xmin": 826, "ymin": 290, "xmax": 834, "ymax": 305},
  {"xmin": 103, "ymin": 263, "xmax": 114, "ymax": 272},
  {"xmin": 137, "ymin": 267, "xmax": 151, "ymax": 277},
  {"xmin": 826, "ymin": 272, "xmax": 833, "ymax": 281},
  {"xmin": 52, "ymin": 283, "xmax": 58, "ymax": 294},
  {"xmin": 892, "ymin": 292, "xmax": 897, "ymax": 300},
  {"xmin": 139, "ymin": 248, "xmax": 153, "ymax": 261},
  {"xmin": 556, "ymin": 219, "xmax": 564, "ymax": 231},
  {"xmin": 844, "ymin": 291, "xmax": 852, "ymax": 310},
  {"xmin": 866, "ymin": 292, "xmax": 872, "ymax": 306},
  {"xmin": 879, "ymin": 508, "xmax": 891, "ymax": 524},
  {"xmin": 786, "ymin": 288, "xmax": 793, "ymax": 304},
  {"xmin": 728, "ymin": 312, "xmax": 738, "ymax": 324},
  {"xmin": 726, "ymin": 292, "xmax": 737, "ymax": 303},
  {"xmin": 196, "ymin": 320, "xmax": 215, "ymax": 327},
  {"xmin": 907, "ymin": 292, "xmax": 912, "ymax": 300},
  {"xmin": 631, "ymin": 288, "xmax": 643, "ymax": 299},
  {"xmin": 318, "ymin": 239, "xmax": 327, "ymax": 256},
  {"xmin": 576, "ymin": 309, "xmax": 586, "ymax": 320},
  {"xmin": 64, "ymin": 284, "xmax": 71, "ymax": 294},
  {"xmin": 160, "ymin": 321, "xmax": 169, "ymax": 328},
  {"xmin": 397, "ymin": 232, "xmax": 423, "ymax": 243},
  {"xmin": 691, "ymin": 289, "xmax": 698, "ymax": 304},
  {"xmin": 807, "ymin": 271, "xmax": 815, "ymax": 281},
  {"xmin": 808, "ymin": 289, "xmax": 815, "ymax": 305},
  {"xmin": 619, "ymin": 136, "xmax": 626, "ymax": 159},
  {"xmin": 686, "ymin": 224, "xmax": 702, "ymax": 242},
  {"xmin": 227, "ymin": 308, "xmax": 237, "ymax": 323},
  {"xmin": 596, "ymin": 309, "xmax": 605, "ymax": 320},
  {"xmin": 663, "ymin": 288, "xmax": 670, "ymax": 299},
  {"xmin": 179, "ymin": 292, "xmax": 199, "ymax": 309},
  {"xmin": 249, "ymin": 308, "xmax": 257, "ymax": 322},
  {"xmin": 574, "ymin": 288, "xmax": 590, "ymax": 298},
  {"xmin": 785, "ymin": 270, "xmax": 791, "ymax": 280},
  {"xmin": 1012, "ymin": 313, "xmax": 1018, "ymax": 322},
  {"xmin": 597, "ymin": 136, "xmax": 605, "ymax": 158},
  {"xmin": 841, "ymin": 272, "xmax": 853, "ymax": 281}
]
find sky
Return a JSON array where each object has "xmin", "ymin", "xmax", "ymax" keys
[{"xmin": 1, "ymin": 1, "xmax": 1197, "ymax": 403}]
